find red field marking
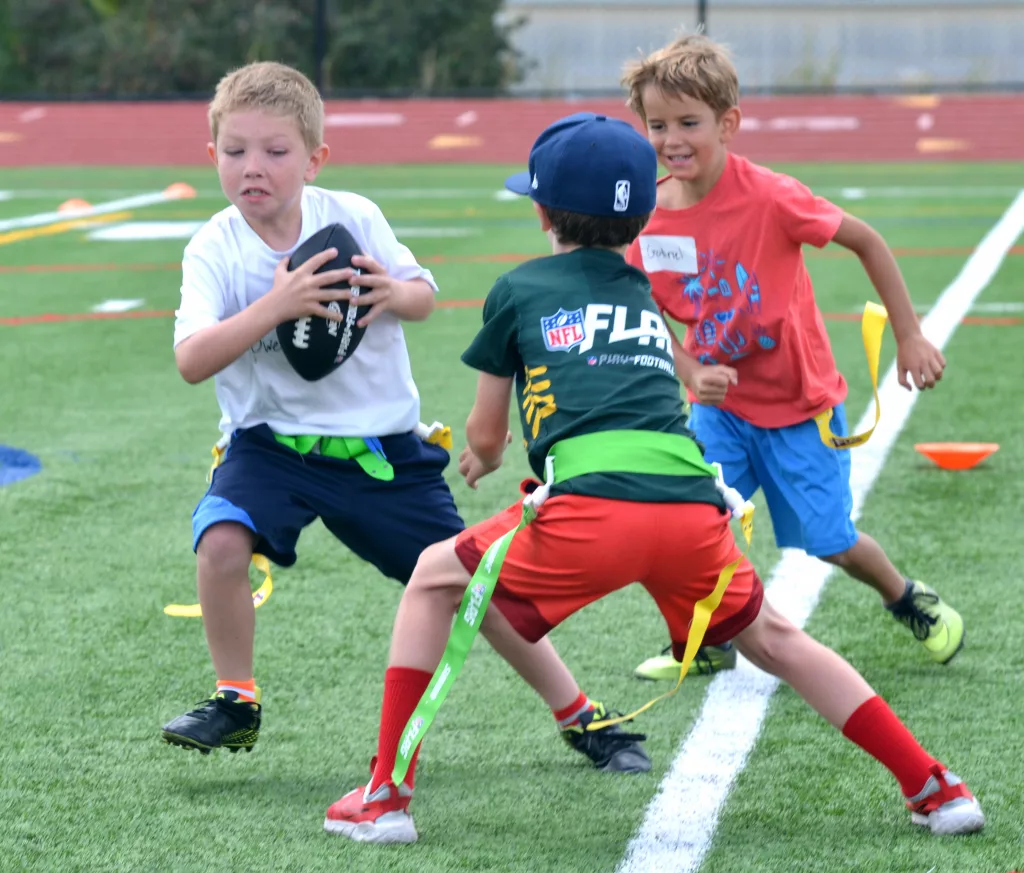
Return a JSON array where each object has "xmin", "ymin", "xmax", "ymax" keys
[
  {"xmin": 2, "ymin": 95, "xmax": 1022, "ymax": 165},
  {"xmin": 3, "ymin": 245, "xmax": 1022, "ymax": 275},
  {"xmin": 2, "ymin": 305, "xmax": 1020, "ymax": 328}
]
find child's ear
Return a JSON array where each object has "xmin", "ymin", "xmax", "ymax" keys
[
  {"xmin": 533, "ymin": 201, "xmax": 552, "ymax": 232},
  {"xmin": 719, "ymin": 107, "xmax": 742, "ymax": 144},
  {"xmin": 207, "ymin": 142, "xmax": 217, "ymax": 165},
  {"xmin": 304, "ymin": 144, "xmax": 330, "ymax": 182}
]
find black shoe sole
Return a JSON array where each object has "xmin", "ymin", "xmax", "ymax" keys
[{"xmin": 162, "ymin": 732, "xmax": 256, "ymax": 754}]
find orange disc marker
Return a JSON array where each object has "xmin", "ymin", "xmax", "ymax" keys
[
  {"xmin": 163, "ymin": 182, "xmax": 197, "ymax": 199},
  {"xmin": 914, "ymin": 442, "xmax": 999, "ymax": 470}
]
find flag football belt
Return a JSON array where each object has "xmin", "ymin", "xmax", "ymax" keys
[
  {"xmin": 272, "ymin": 433, "xmax": 395, "ymax": 482},
  {"xmin": 392, "ymin": 428, "xmax": 756, "ymax": 785},
  {"xmin": 814, "ymin": 301, "xmax": 888, "ymax": 449},
  {"xmin": 162, "ymin": 421, "xmax": 453, "ymax": 619}
]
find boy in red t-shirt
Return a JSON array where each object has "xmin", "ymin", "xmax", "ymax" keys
[{"xmin": 622, "ymin": 35, "xmax": 963, "ymax": 680}]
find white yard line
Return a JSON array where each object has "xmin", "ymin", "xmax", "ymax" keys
[
  {"xmin": 825, "ymin": 185, "xmax": 1021, "ymax": 199},
  {"xmin": 844, "ymin": 301, "xmax": 1024, "ymax": 316},
  {"xmin": 91, "ymin": 299, "xmax": 145, "ymax": 313},
  {"xmin": 617, "ymin": 188, "xmax": 1024, "ymax": 873},
  {"xmin": 0, "ymin": 188, "xmax": 194, "ymax": 233}
]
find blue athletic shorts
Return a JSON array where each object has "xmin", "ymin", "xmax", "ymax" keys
[
  {"xmin": 191, "ymin": 424, "xmax": 464, "ymax": 583},
  {"xmin": 688, "ymin": 403, "xmax": 858, "ymax": 557}
]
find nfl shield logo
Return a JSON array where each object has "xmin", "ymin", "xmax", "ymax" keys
[{"xmin": 540, "ymin": 308, "xmax": 586, "ymax": 352}]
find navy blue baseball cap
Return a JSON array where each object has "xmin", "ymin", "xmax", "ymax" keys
[{"xmin": 505, "ymin": 112, "xmax": 657, "ymax": 218}]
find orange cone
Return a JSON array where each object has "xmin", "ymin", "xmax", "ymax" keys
[
  {"xmin": 58, "ymin": 198, "xmax": 91, "ymax": 212},
  {"xmin": 914, "ymin": 442, "xmax": 999, "ymax": 470},
  {"xmin": 163, "ymin": 182, "xmax": 197, "ymax": 199}
]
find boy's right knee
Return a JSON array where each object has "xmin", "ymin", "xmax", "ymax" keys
[
  {"xmin": 734, "ymin": 603, "xmax": 799, "ymax": 674},
  {"xmin": 408, "ymin": 538, "xmax": 462, "ymax": 590},
  {"xmin": 196, "ymin": 522, "xmax": 255, "ymax": 578}
]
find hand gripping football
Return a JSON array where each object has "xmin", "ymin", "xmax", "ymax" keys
[{"xmin": 276, "ymin": 223, "xmax": 368, "ymax": 381}]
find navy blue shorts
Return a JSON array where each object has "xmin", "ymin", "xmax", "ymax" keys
[{"xmin": 191, "ymin": 424, "xmax": 465, "ymax": 583}]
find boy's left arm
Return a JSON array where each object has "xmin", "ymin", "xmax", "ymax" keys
[
  {"xmin": 338, "ymin": 200, "xmax": 439, "ymax": 326},
  {"xmin": 831, "ymin": 212, "xmax": 946, "ymax": 391},
  {"xmin": 461, "ymin": 373, "xmax": 514, "ymax": 489},
  {"xmin": 341, "ymin": 255, "xmax": 436, "ymax": 327}
]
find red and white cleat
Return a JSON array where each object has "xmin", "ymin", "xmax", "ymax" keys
[
  {"xmin": 324, "ymin": 780, "xmax": 417, "ymax": 844},
  {"xmin": 906, "ymin": 764, "xmax": 985, "ymax": 835}
]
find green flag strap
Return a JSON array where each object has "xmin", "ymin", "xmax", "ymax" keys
[
  {"xmin": 392, "ymin": 502, "xmax": 534, "ymax": 785},
  {"xmin": 391, "ymin": 429, "xmax": 717, "ymax": 786}
]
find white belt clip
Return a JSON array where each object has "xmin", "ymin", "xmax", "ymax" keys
[
  {"xmin": 524, "ymin": 454, "xmax": 555, "ymax": 515},
  {"xmin": 712, "ymin": 461, "xmax": 755, "ymax": 521},
  {"xmin": 414, "ymin": 420, "xmax": 446, "ymax": 442}
]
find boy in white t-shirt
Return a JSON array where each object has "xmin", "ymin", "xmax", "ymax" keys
[{"xmin": 162, "ymin": 61, "xmax": 649, "ymax": 775}]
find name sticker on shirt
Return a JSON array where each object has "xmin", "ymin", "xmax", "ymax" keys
[{"xmin": 638, "ymin": 235, "xmax": 698, "ymax": 274}]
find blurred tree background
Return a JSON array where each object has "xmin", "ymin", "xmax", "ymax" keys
[{"xmin": 0, "ymin": 0, "xmax": 528, "ymax": 97}]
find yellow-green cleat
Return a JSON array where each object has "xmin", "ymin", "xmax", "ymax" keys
[
  {"xmin": 886, "ymin": 580, "xmax": 964, "ymax": 664},
  {"xmin": 633, "ymin": 642, "xmax": 737, "ymax": 681}
]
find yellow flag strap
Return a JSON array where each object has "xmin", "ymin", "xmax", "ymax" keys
[
  {"xmin": 586, "ymin": 494, "xmax": 754, "ymax": 731},
  {"xmin": 163, "ymin": 555, "xmax": 274, "ymax": 618},
  {"xmin": 164, "ymin": 434, "xmax": 274, "ymax": 619},
  {"xmin": 814, "ymin": 301, "xmax": 888, "ymax": 450}
]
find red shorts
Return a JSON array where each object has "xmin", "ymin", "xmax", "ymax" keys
[{"xmin": 454, "ymin": 489, "xmax": 763, "ymax": 659}]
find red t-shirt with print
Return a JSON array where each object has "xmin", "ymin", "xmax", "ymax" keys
[{"xmin": 626, "ymin": 153, "xmax": 847, "ymax": 428}]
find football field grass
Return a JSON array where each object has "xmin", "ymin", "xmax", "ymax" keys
[{"xmin": 1, "ymin": 162, "xmax": 1022, "ymax": 873}]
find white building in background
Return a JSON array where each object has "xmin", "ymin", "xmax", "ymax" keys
[{"xmin": 499, "ymin": 0, "xmax": 1024, "ymax": 93}]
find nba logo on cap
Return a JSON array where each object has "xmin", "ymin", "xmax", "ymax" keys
[
  {"xmin": 503, "ymin": 113, "xmax": 657, "ymax": 218},
  {"xmin": 541, "ymin": 307, "xmax": 587, "ymax": 352},
  {"xmin": 614, "ymin": 180, "xmax": 631, "ymax": 212}
]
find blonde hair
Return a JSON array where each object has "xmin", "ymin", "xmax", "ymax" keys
[
  {"xmin": 208, "ymin": 61, "xmax": 324, "ymax": 151},
  {"xmin": 622, "ymin": 34, "xmax": 739, "ymax": 122}
]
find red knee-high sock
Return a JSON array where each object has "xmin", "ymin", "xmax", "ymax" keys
[
  {"xmin": 841, "ymin": 695, "xmax": 941, "ymax": 797},
  {"xmin": 370, "ymin": 666, "xmax": 433, "ymax": 791}
]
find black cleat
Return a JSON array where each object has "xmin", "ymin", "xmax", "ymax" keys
[
  {"xmin": 162, "ymin": 690, "xmax": 261, "ymax": 754},
  {"xmin": 561, "ymin": 702, "xmax": 651, "ymax": 773}
]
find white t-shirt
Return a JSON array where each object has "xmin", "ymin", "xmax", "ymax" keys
[{"xmin": 173, "ymin": 186, "xmax": 437, "ymax": 438}]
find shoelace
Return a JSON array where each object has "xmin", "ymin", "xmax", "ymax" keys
[
  {"xmin": 892, "ymin": 590, "xmax": 939, "ymax": 641},
  {"xmin": 183, "ymin": 698, "xmax": 221, "ymax": 719},
  {"xmin": 658, "ymin": 643, "xmax": 725, "ymax": 674},
  {"xmin": 693, "ymin": 648, "xmax": 717, "ymax": 675},
  {"xmin": 185, "ymin": 694, "xmax": 251, "ymax": 719},
  {"xmin": 908, "ymin": 764, "xmax": 967, "ymax": 813},
  {"xmin": 583, "ymin": 709, "xmax": 647, "ymax": 745}
]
